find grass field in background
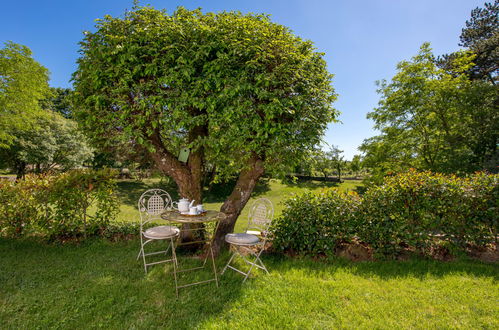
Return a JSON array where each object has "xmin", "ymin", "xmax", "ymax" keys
[{"xmin": 115, "ymin": 177, "xmax": 362, "ymax": 233}]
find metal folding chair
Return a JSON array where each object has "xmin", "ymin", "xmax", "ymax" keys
[
  {"xmin": 221, "ymin": 198, "xmax": 274, "ymax": 282},
  {"xmin": 137, "ymin": 189, "xmax": 179, "ymax": 295}
]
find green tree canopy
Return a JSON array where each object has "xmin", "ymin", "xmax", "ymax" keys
[
  {"xmin": 0, "ymin": 42, "xmax": 52, "ymax": 147},
  {"xmin": 360, "ymin": 43, "xmax": 498, "ymax": 178},
  {"xmin": 73, "ymin": 6, "xmax": 337, "ymax": 252}
]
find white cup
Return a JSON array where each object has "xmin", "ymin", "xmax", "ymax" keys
[
  {"xmin": 196, "ymin": 204, "xmax": 204, "ymax": 213},
  {"xmin": 189, "ymin": 207, "xmax": 198, "ymax": 215}
]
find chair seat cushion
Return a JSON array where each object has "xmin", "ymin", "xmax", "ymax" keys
[
  {"xmin": 144, "ymin": 225, "xmax": 179, "ymax": 239},
  {"xmin": 225, "ymin": 233, "xmax": 260, "ymax": 245}
]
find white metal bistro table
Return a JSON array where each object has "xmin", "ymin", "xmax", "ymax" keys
[{"xmin": 161, "ymin": 210, "xmax": 225, "ymax": 291}]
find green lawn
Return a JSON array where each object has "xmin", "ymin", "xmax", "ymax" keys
[
  {"xmin": 1, "ymin": 178, "xmax": 497, "ymax": 328},
  {"xmin": 1, "ymin": 238, "xmax": 497, "ymax": 329},
  {"xmin": 115, "ymin": 177, "xmax": 362, "ymax": 232}
]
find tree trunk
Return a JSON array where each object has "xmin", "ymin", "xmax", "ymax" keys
[
  {"xmin": 212, "ymin": 154, "xmax": 265, "ymax": 256},
  {"xmin": 16, "ymin": 161, "xmax": 26, "ymax": 180},
  {"xmin": 149, "ymin": 129, "xmax": 206, "ymax": 248}
]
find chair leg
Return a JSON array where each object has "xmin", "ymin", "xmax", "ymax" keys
[
  {"xmin": 171, "ymin": 237, "xmax": 178, "ymax": 298},
  {"xmin": 252, "ymin": 248, "xmax": 269, "ymax": 274},
  {"xmin": 137, "ymin": 235, "xmax": 144, "ymax": 260},
  {"xmin": 142, "ymin": 246, "xmax": 148, "ymax": 274},
  {"xmin": 209, "ymin": 246, "xmax": 219, "ymax": 287},
  {"xmin": 223, "ymin": 244, "xmax": 269, "ymax": 282},
  {"xmin": 221, "ymin": 249, "xmax": 237, "ymax": 275}
]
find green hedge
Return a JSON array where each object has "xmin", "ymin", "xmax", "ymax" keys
[
  {"xmin": 272, "ymin": 170, "xmax": 498, "ymax": 258},
  {"xmin": 271, "ymin": 189, "xmax": 360, "ymax": 256},
  {"xmin": 0, "ymin": 169, "xmax": 119, "ymax": 240}
]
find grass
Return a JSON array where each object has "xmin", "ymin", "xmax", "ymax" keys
[
  {"xmin": 1, "ymin": 177, "xmax": 497, "ymax": 328},
  {"xmin": 1, "ymin": 238, "xmax": 497, "ymax": 329},
  {"xmin": 115, "ymin": 177, "xmax": 362, "ymax": 232}
]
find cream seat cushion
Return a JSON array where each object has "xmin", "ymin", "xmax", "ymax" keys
[
  {"xmin": 225, "ymin": 233, "xmax": 260, "ymax": 245},
  {"xmin": 144, "ymin": 225, "xmax": 179, "ymax": 239}
]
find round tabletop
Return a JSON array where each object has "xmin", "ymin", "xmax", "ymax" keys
[{"xmin": 161, "ymin": 210, "xmax": 226, "ymax": 224}]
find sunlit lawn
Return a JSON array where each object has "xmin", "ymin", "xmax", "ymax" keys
[
  {"xmin": 1, "ymin": 238, "xmax": 497, "ymax": 329},
  {"xmin": 1, "ymin": 177, "xmax": 497, "ymax": 328}
]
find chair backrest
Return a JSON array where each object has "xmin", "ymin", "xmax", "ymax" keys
[
  {"xmin": 246, "ymin": 198, "xmax": 274, "ymax": 234},
  {"xmin": 138, "ymin": 189, "xmax": 172, "ymax": 225}
]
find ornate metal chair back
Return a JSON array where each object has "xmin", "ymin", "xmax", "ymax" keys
[
  {"xmin": 138, "ymin": 189, "xmax": 172, "ymax": 226},
  {"xmin": 246, "ymin": 198, "xmax": 274, "ymax": 234}
]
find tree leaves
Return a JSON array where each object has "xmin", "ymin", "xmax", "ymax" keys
[{"xmin": 73, "ymin": 6, "xmax": 338, "ymax": 180}]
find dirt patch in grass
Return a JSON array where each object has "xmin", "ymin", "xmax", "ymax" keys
[
  {"xmin": 467, "ymin": 243, "xmax": 498, "ymax": 263},
  {"xmin": 336, "ymin": 240, "xmax": 373, "ymax": 261}
]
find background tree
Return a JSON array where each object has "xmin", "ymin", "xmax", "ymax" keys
[
  {"xmin": 0, "ymin": 113, "xmax": 94, "ymax": 178},
  {"xmin": 73, "ymin": 6, "xmax": 338, "ymax": 253},
  {"xmin": 459, "ymin": 0, "xmax": 498, "ymax": 84},
  {"xmin": 360, "ymin": 43, "xmax": 498, "ymax": 177},
  {"xmin": 328, "ymin": 146, "xmax": 345, "ymax": 181},
  {"xmin": 43, "ymin": 87, "xmax": 74, "ymax": 119},
  {"xmin": 0, "ymin": 42, "xmax": 52, "ymax": 147},
  {"xmin": 350, "ymin": 154, "xmax": 362, "ymax": 178},
  {"xmin": 313, "ymin": 150, "xmax": 333, "ymax": 178}
]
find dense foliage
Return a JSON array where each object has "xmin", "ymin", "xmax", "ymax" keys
[
  {"xmin": 272, "ymin": 170, "xmax": 498, "ymax": 258},
  {"xmin": 360, "ymin": 44, "xmax": 498, "ymax": 180},
  {"xmin": 0, "ymin": 169, "xmax": 119, "ymax": 240}
]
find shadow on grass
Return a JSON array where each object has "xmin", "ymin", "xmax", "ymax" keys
[
  {"xmin": 263, "ymin": 252, "xmax": 499, "ymax": 281},
  {"xmin": 203, "ymin": 178, "xmax": 271, "ymax": 203},
  {"xmin": 116, "ymin": 178, "xmax": 179, "ymax": 207},
  {"xmin": 0, "ymin": 237, "xmax": 245, "ymax": 329},
  {"xmin": 282, "ymin": 179, "xmax": 340, "ymax": 190}
]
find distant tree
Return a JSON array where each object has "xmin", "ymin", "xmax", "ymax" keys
[
  {"xmin": 329, "ymin": 146, "xmax": 346, "ymax": 181},
  {"xmin": 361, "ymin": 43, "xmax": 498, "ymax": 176},
  {"xmin": 350, "ymin": 154, "xmax": 362, "ymax": 177},
  {"xmin": 313, "ymin": 150, "xmax": 333, "ymax": 178},
  {"xmin": 0, "ymin": 42, "xmax": 52, "ymax": 147},
  {"xmin": 459, "ymin": 0, "xmax": 498, "ymax": 83},
  {"xmin": 73, "ymin": 7, "xmax": 338, "ymax": 252},
  {"xmin": 44, "ymin": 87, "xmax": 74, "ymax": 119},
  {"xmin": 0, "ymin": 113, "xmax": 93, "ymax": 178}
]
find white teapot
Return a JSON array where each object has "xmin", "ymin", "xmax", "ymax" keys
[{"xmin": 175, "ymin": 198, "xmax": 195, "ymax": 213}]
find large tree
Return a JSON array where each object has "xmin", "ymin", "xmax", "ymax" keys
[
  {"xmin": 360, "ymin": 43, "xmax": 498, "ymax": 177},
  {"xmin": 0, "ymin": 42, "xmax": 52, "ymax": 147},
  {"xmin": 73, "ymin": 7, "xmax": 337, "ymax": 253}
]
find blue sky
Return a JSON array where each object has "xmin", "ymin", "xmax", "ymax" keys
[{"xmin": 0, "ymin": 0, "xmax": 484, "ymax": 159}]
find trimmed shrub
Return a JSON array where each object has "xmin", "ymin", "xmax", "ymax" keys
[
  {"xmin": 272, "ymin": 170, "xmax": 498, "ymax": 259},
  {"xmin": 358, "ymin": 170, "xmax": 498, "ymax": 257},
  {"xmin": 271, "ymin": 189, "xmax": 360, "ymax": 256}
]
